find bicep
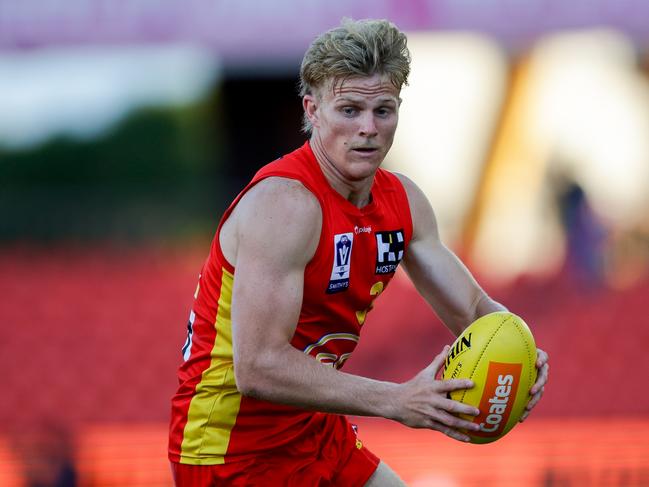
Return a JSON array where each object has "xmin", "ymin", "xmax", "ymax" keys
[
  {"xmin": 397, "ymin": 174, "xmax": 487, "ymax": 335},
  {"xmin": 403, "ymin": 236, "xmax": 484, "ymax": 332},
  {"xmin": 231, "ymin": 248, "xmax": 306, "ymax": 360},
  {"xmin": 228, "ymin": 179, "xmax": 321, "ymax": 366}
]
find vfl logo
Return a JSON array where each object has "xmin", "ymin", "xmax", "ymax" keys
[
  {"xmin": 473, "ymin": 362, "xmax": 522, "ymax": 437},
  {"xmin": 375, "ymin": 230, "xmax": 405, "ymax": 274},
  {"xmin": 326, "ymin": 232, "xmax": 354, "ymax": 294}
]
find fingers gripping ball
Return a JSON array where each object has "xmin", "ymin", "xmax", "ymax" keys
[{"xmin": 442, "ymin": 312, "xmax": 538, "ymax": 444}]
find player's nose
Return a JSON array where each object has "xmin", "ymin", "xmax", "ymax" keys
[{"xmin": 358, "ymin": 111, "xmax": 378, "ymax": 138}]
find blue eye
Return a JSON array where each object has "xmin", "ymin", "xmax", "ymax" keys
[
  {"xmin": 341, "ymin": 106, "xmax": 357, "ymax": 116},
  {"xmin": 376, "ymin": 107, "xmax": 392, "ymax": 117}
]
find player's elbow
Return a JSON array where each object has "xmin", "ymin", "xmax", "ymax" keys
[
  {"xmin": 233, "ymin": 352, "xmax": 273, "ymax": 399},
  {"xmin": 233, "ymin": 356, "xmax": 259, "ymax": 397}
]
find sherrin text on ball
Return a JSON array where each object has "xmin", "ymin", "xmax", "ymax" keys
[{"xmin": 442, "ymin": 311, "xmax": 538, "ymax": 444}]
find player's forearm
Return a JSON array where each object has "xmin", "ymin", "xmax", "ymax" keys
[
  {"xmin": 234, "ymin": 345, "xmax": 401, "ymax": 420},
  {"xmin": 449, "ymin": 292, "xmax": 508, "ymax": 335},
  {"xmin": 473, "ymin": 293, "xmax": 508, "ymax": 321}
]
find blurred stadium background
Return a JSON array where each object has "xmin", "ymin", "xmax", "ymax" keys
[{"xmin": 1, "ymin": 0, "xmax": 648, "ymax": 485}]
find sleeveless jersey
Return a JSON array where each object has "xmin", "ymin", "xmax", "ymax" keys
[{"xmin": 169, "ymin": 142, "xmax": 413, "ymax": 465}]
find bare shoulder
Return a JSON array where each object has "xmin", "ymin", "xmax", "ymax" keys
[
  {"xmin": 221, "ymin": 177, "xmax": 322, "ymax": 268},
  {"xmin": 394, "ymin": 172, "xmax": 427, "ymax": 206},
  {"xmin": 241, "ymin": 176, "xmax": 320, "ymax": 217},
  {"xmin": 393, "ymin": 172, "xmax": 438, "ymax": 241}
]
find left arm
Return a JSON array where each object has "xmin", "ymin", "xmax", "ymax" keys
[
  {"xmin": 397, "ymin": 173, "xmax": 504, "ymax": 336},
  {"xmin": 396, "ymin": 173, "xmax": 548, "ymax": 419}
]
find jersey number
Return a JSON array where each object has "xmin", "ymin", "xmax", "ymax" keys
[
  {"xmin": 306, "ymin": 281, "xmax": 385, "ymax": 368},
  {"xmin": 355, "ymin": 281, "xmax": 384, "ymax": 326},
  {"xmin": 181, "ymin": 310, "xmax": 196, "ymax": 361}
]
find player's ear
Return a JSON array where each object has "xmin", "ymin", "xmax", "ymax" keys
[{"xmin": 303, "ymin": 94, "xmax": 319, "ymax": 128}]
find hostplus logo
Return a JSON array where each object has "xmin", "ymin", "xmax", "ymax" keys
[{"xmin": 375, "ymin": 230, "xmax": 405, "ymax": 274}]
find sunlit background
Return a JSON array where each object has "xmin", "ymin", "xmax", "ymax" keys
[{"xmin": 1, "ymin": 1, "xmax": 648, "ymax": 485}]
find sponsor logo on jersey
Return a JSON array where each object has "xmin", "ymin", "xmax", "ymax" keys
[
  {"xmin": 326, "ymin": 232, "xmax": 354, "ymax": 294},
  {"xmin": 375, "ymin": 230, "xmax": 405, "ymax": 274},
  {"xmin": 354, "ymin": 225, "xmax": 372, "ymax": 234},
  {"xmin": 473, "ymin": 362, "xmax": 522, "ymax": 437}
]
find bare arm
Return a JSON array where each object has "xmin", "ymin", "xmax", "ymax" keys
[
  {"xmin": 397, "ymin": 174, "xmax": 506, "ymax": 336},
  {"xmin": 397, "ymin": 173, "xmax": 548, "ymax": 417},
  {"xmin": 227, "ymin": 177, "xmax": 480, "ymax": 441}
]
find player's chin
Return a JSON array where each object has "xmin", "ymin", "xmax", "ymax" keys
[
  {"xmin": 347, "ymin": 153, "xmax": 384, "ymax": 175},
  {"xmin": 346, "ymin": 164, "xmax": 380, "ymax": 181}
]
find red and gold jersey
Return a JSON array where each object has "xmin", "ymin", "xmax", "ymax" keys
[{"xmin": 169, "ymin": 142, "xmax": 413, "ymax": 465}]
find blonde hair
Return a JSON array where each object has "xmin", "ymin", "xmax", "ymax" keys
[{"xmin": 299, "ymin": 18, "xmax": 411, "ymax": 133}]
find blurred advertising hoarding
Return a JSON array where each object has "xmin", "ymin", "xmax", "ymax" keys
[{"xmin": 2, "ymin": 0, "xmax": 649, "ymax": 60}]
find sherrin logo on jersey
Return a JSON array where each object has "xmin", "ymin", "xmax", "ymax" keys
[
  {"xmin": 375, "ymin": 230, "xmax": 405, "ymax": 274},
  {"xmin": 326, "ymin": 232, "xmax": 354, "ymax": 294}
]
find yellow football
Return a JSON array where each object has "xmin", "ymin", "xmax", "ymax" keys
[{"xmin": 442, "ymin": 311, "xmax": 538, "ymax": 444}]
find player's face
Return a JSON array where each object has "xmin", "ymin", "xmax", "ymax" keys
[{"xmin": 304, "ymin": 74, "xmax": 400, "ymax": 182}]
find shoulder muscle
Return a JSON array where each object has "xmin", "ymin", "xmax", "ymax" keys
[
  {"xmin": 228, "ymin": 177, "xmax": 322, "ymax": 270},
  {"xmin": 394, "ymin": 172, "xmax": 439, "ymax": 243}
]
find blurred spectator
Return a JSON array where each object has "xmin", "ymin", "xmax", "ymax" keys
[{"xmin": 556, "ymin": 178, "xmax": 607, "ymax": 289}]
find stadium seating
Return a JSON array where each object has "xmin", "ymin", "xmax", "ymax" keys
[{"xmin": 1, "ymin": 247, "xmax": 648, "ymax": 485}]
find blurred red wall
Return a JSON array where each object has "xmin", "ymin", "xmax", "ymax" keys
[{"xmin": 1, "ymin": 245, "xmax": 648, "ymax": 428}]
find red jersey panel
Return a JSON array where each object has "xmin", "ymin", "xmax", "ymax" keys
[{"xmin": 169, "ymin": 142, "xmax": 413, "ymax": 465}]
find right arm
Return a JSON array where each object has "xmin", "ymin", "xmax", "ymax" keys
[{"xmin": 225, "ymin": 177, "xmax": 480, "ymax": 441}]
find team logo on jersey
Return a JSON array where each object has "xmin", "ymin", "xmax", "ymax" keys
[
  {"xmin": 326, "ymin": 232, "xmax": 354, "ymax": 294},
  {"xmin": 375, "ymin": 230, "xmax": 405, "ymax": 274},
  {"xmin": 303, "ymin": 332, "xmax": 360, "ymax": 369}
]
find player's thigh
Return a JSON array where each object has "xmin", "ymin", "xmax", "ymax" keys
[{"xmin": 364, "ymin": 461, "xmax": 407, "ymax": 487}]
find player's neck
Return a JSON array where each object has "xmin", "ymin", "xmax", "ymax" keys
[{"xmin": 309, "ymin": 138, "xmax": 374, "ymax": 208}]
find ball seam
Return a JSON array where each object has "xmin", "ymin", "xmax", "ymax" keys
[
  {"xmin": 511, "ymin": 319, "xmax": 535, "ymax": 397},
  {"xmin": 460, "ymin": 314, "xmax": 510, "ymax": 404}
]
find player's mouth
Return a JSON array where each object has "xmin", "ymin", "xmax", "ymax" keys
[{"xmin": 351, "ymin": 146, "xmax": 380, "ymax": 156}]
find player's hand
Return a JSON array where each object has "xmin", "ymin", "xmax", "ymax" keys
[
  {"xmin": 394, "ymin": 345, "xmax": 481, "ymax": 442},
  {"xmin": 520, "ymin": 347, "xmax": 549, "ymax": 422}
]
